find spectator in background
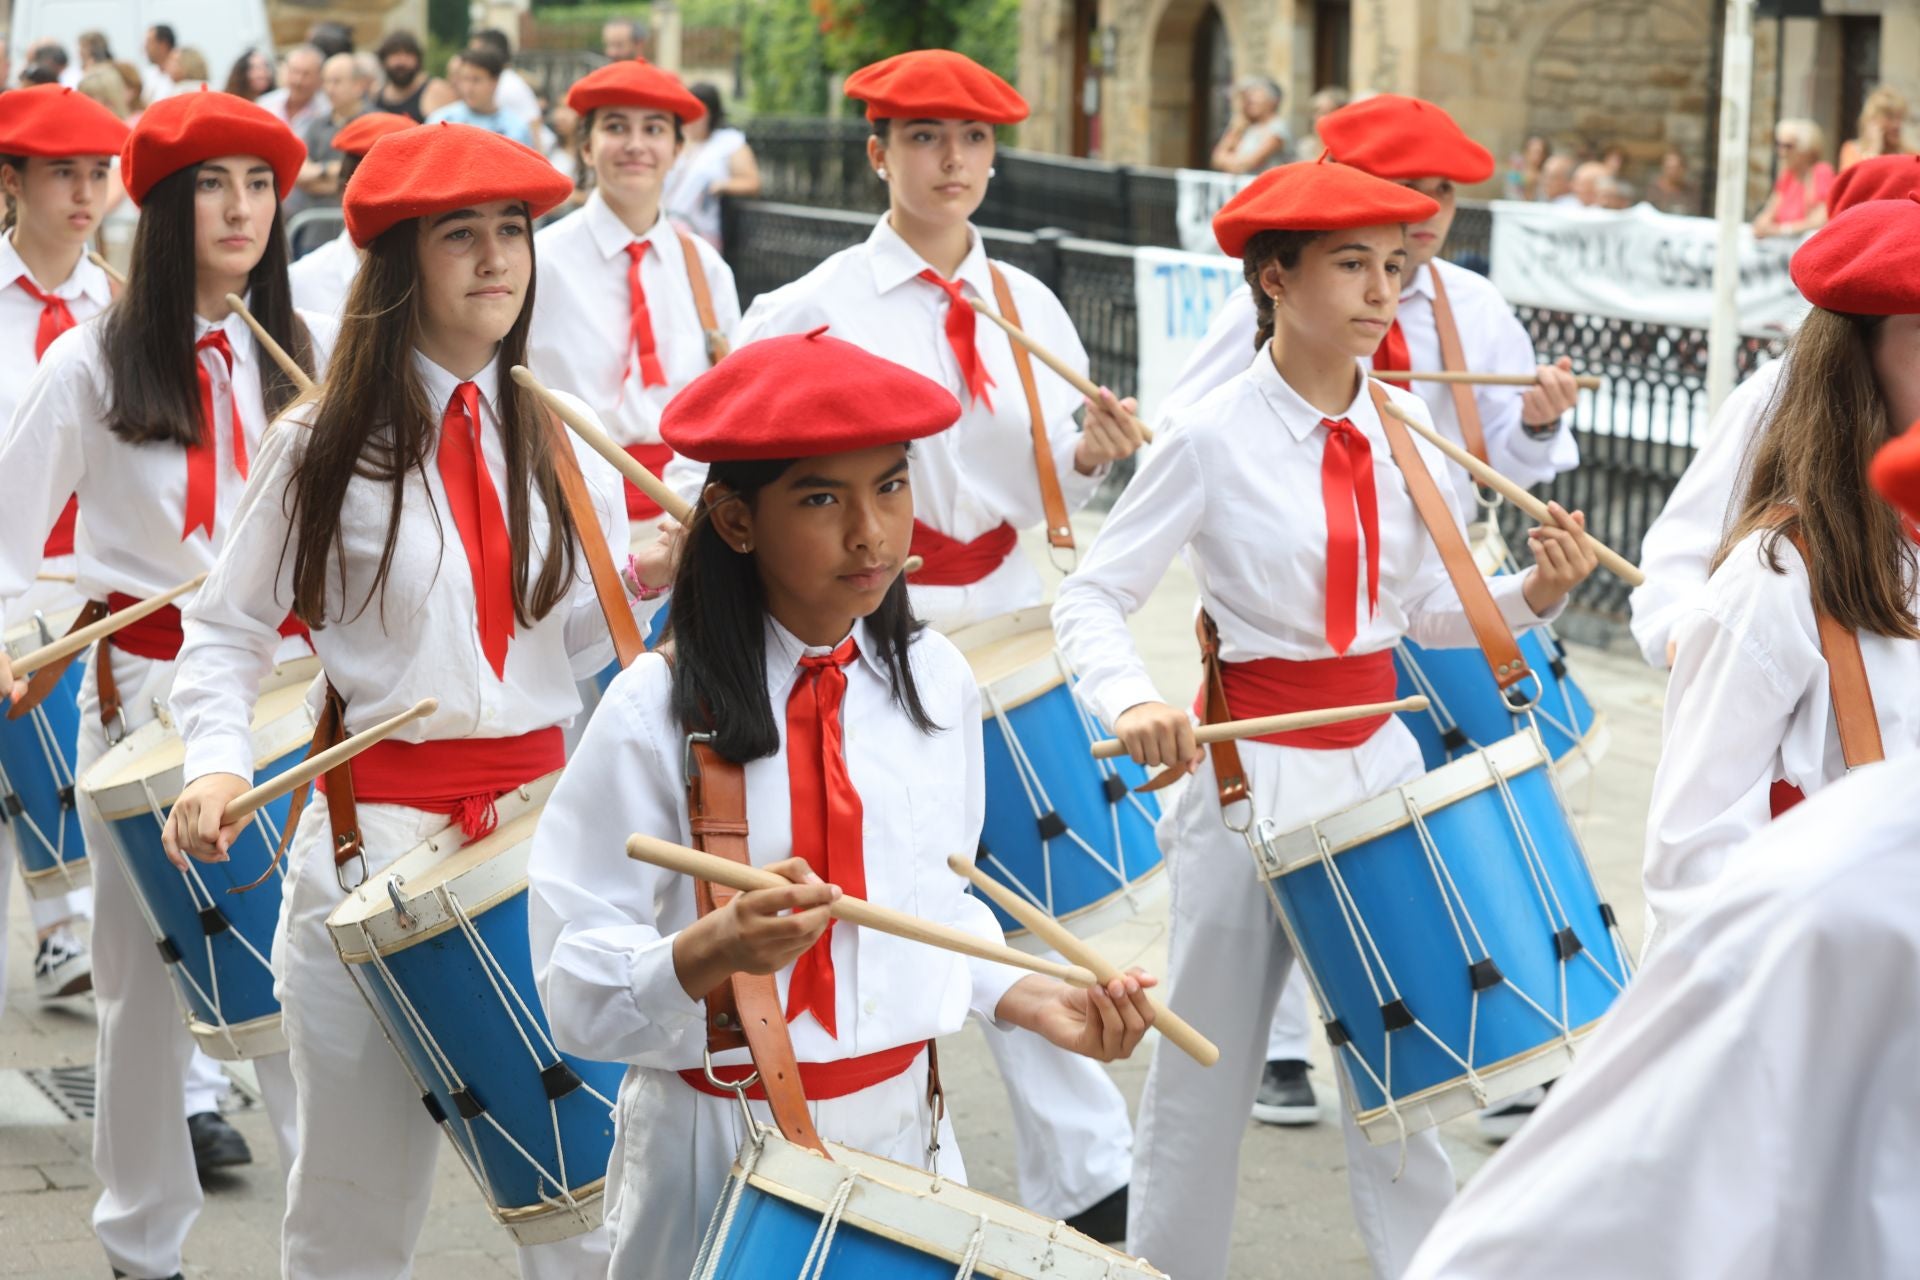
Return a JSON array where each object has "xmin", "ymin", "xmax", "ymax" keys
[
  {"xmin": 163, "ymin": 47, "xmax": 208, "ymax": 94},
  {"xmin": 108, "ymin": 61, "xmax": 146, "ymax": 119},
  {"xmin": 76, "ymin": 31, "xmax": 113, "ymax": 76},
  {"xmin": 1570, "ymin": 159, "xmax": 1609, "ymax": 207},
  {"xmin": 1754, "ymin": 118, "xmax": 1833, "ymax": 238},
  {"xmin": 373, "ymin": 30, "xmax": 455, "ymax": 122},
  {"xmin": 29, "ymin": 41, "xmax": 74, "ymax": 87},
  {"xmin": 425, "ymin": 44, "xmax": 531, "ymax": 144},
  {"xmin": 296, "ymin": 53, "xmax": 373, "ymax": 206},
  {"xmin": 223, "ymin": 50, "xmax": 275, "ymax": 102},
  {"xmin": 1602, "ymin": 177, "xmax": 1638, "ymax": 209},
  {"xmin": 602, "ymin": 18, "xmax": 646, "ymax": 61},
  {"xmin": 257, "ymin": 44, "xmax": 326, "ymax": 139},
  {"xmin": 76, "ymin": 63, "xmax": 131, "ymax": 117},
  {"xmin": 17, "ymin": 62, "xmax": 60, "ymax": 88},
  {"xmin": 1210, "ymin": 76, "xmax": 1289, "ymax": 174},
  {"xmin": 663, "ymin": 81, "xmax": 761, "ymax": 249},
  {"xmin": 1293, "ymin": 84, "xmax": 1349, "ymax": 161},
  {"xmin": 468, "ymin": 28, "xmax": 544, "ymax": 145},
  {"xmin": 307, "ymin": 20, "xmax": 354, "ymax": 60},
  {"xmin": 1838, "ymin": 86, "xmax": 1909, "ymax": 170},
  {"xmin": 1645, "ymin": 147, "xmax": 1698, "ymax": 214},
  {"xmin": 141, "ymin": 25, "xmax": 175, "ymax": 104},
  {"xmin": 1601, "ymin": 143, "xmax": 1628, "ymax": 177},
  {"xmin": 1540, "ymin": 153, "xmax": 1576, "ymax": 204},
  {"xmin": 1506, "ymin": 134, "xmax": 1550, "ymax": 201}
]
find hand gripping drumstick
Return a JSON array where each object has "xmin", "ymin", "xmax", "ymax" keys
[
  {"xmin": 1374, "ymin": 392, "xmax": 1647, "ymax": 587},
  {"xmin": 965, "ymin": 299, "xmax": 1156, "ymax": 445},
  {"xmin": 1372, "ymin": 370, "xmax": 1603, "ymax": 390},
  {"xmin": 626, "ymin": 833, "xmax": 1099, "ymax": 988},
  {"xmin": 1088, "ymin": 696, "xmax": 1430, "ymax": 760},
  {"xmin": 946, "ymin": 854, "xmax": 1217, "ymax": 1067},
  {"xmin": 219, "ymin": 699, "xmax": 439, "ymax": 826},
  {"xmin": 9, "ymin": 573, "xmax": 208, "ymax": 680},
  {"xmin": 87, "ymin": 250, "xmax": 127, "ymax": 287},
  {"xmin": 224, "ymin": 293, "xmax": 316, "ymax": 396},
  {"xmin": 508, "ymin": 365, "xmax": 694, "ymax": 524}
]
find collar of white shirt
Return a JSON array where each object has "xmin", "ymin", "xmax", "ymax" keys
[
  {"xmin": 192, "ymin": 302, "xmax": 256, "ymax": 366},
  {"xmin": 413, "ymin": 348, "xmax": 503, "ymax": 419},
  {"xmin": 1401, "ymin": 260, "xmax": 1435, "ymax": 304},
  {"xmin": 583, "ymin": 188, "xmax": 677, "ymax": 263},
  {"xmin": 1246, "ymin": 343, "xmax": 1379, "ymax": 444},
  {"xmin": 0, "ymin": 230, "xmax": 114, "ymax": 305},
  {"xmin": 763, "ymin": 614, "xmax": 892, "ymax": 698},
  {"xmin": 864, "ymin": 214, "xmax": 993, "ymax": 301}
]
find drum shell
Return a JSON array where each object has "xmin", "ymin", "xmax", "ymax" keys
[
  {"xmin": 0, "ymin": 610, "xmax": 89, "ymax": 898},
  {"xmin": 1393, "ymin": 626, "xmax": 1607, "ymax": 781}
]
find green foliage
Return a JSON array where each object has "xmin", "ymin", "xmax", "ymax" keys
[
  {"xmin": 530, "ymin": 1, "xmax": 654, "ymax": 22},
  {"xmin": 427, "ymin": 0, "xmax": 470, "ymax": 45},
  {"xmin": 741, "ymin": 0, "xmax": 1020, "ymax": 118}
]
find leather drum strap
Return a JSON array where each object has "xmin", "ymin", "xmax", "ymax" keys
[
  {"xmin": 232, "ymin": 681, "xmax": 359, "ymax": 893},
  {"xmin": 1189, "ymin": 610, "xmax": 1249, "ymax": 809},
  {"xmin": 1786, "ymin": 527, "xmax": 1885, "ymax": 769},
  {"xmin": 988, "ymin": 263, "xmax": 1074, "ymax": 554},
  {"xmin": 1369, "ymin": 380, "xmax": 1532, "ymax": 691},
  {"xmin": 94, "ymin": 637, "xmax": 121, "ymax": 730},
  {"xmin": 543, "ymin": 411, "xmax": 648, "ymax": 669},
  {"xmin": 676, "ymin": 229, "xmax": 731, "ymax": 367},
  {"xmin": 8, "ymin": 600, "xmax": 107, "ymax": 719},
  {"xmin": 1426, "ymin": 269, "xmax": 1490, "ymax": 464},
  {"xmin": 685, "ymin": 735, "xmax": 827, "ymax": 1156}
]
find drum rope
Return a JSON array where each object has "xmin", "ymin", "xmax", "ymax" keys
[
  {"xmin": 952, "ymin": 1213, "xmax": 991, "ymax": 1279},
  {"xmin": 795, "ymin": 1170, "xmax": 859, "ymax": 1280},
  {"xmin": 0, "ymin": 753, "xmax": 74, "ymax": 880},
  {"xmin": 26, "ymin": 703, "xmax": 86, "ymax": 882},
  {"xmin": 690, "ymin": 1135, "xmax": 764, "ymax": 1280},
  {"xmin": 1062, "ymin": 655, "xmax": 1159, "ymax": 854},
  {"xmin": 1398, "ymin": 787, "xmax": 1501, "ymax": 1099},
  {"xmin": 1393, "ymin": 641, "xmax": 1465, "ymax": 748}
]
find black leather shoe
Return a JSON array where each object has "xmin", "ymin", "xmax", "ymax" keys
[
  {"xmin": 112, "ymin": 1271, "xmax": 184, "ymax": 1278},
  {"xmin": 1065, "ymin": 1183, "xmax": 1128, "ymax": 1244},
  {"xmin": 188, "ymin": 1110, "xmax": 252, "ymax": 1178}
]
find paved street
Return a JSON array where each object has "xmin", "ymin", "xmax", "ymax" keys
[{"xmin": 0, "ymin": 520, "xmax": 1666, "ymax": 1278}]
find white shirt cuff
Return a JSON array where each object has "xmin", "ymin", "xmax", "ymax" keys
[
  {"xmin": 629, "ymin": 931, "xmax": 708, "ymax": 1040},
  {"xmin": 1093, "ymin": 676, "xmax": 1171, "ymax": 736},
  {"xmin": 184, "ymin": 733, "xmax": 262, "ymax": 787}
]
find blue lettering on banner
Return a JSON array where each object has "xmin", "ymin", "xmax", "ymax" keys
[{"xmin": 1152, "ymin": 260, "xmax": 1240, "ymax": 340}]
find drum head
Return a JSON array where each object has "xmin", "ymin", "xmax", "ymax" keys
[
  {"xmin": 3, "ymin": 606, "xmax": 84, "ymax": 657},
  {"xmin": 951, "ymin": 608, "xmax": 1066, "ymax": 713}
]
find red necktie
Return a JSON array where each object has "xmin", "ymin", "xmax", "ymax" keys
[
  {"xmin": 623, "ymin": 241, "xmax": 667, "ymax": 388},
  {"xmin": 916, "ymin": 269, "xmax": 995, "ymax": 409},
  {"xmin": 182, "ymin": 330, "xmax": 249, "ymax": 540},
  {"xmin": 15, "ymin": 276, "xmax": 76, "ymax": 359},
  {"xmin": 1374, "ymin": 319, "xmax": 1410, "ymax": 375},
  {"xmin": 1320, "ymin": 418, "xmax": 1380, "ymax": 656},
  {"xmin": 783, "ymin": 635, "xmax": 865, "ymax": 1038},
  {"xmin": 437, "ymin": 382, "xmax": 516, "ymax": 679}
]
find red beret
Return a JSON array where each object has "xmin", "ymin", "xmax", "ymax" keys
[
  {"xmin": 565, "ymin": 59, "xmax": 705, "ymax": 122},
  {"xmin": 1789, "ymin": 195, "xmax": 1920, "ymax": 316},
  {"xmin": 661, "ymin": 326, "xmax": 961, "ymax": 462},
  {"xmin": 1317, "ymin": 95, "xmax": 1496, "ymax": 184},
  {"xmin": 844, "ymin": 50, "xmax": 1028, "ymax": 125},
  {"xmin": 330, "ymin": 112, "xmax": 416, "ymax": 158},
  {"xmin": 121, "ymin": 88, "xmax": 305, "ymax": 207},
  {"xmin": 343, "ymin": 122, "xmax": 575, "ymax": 248},
  {"xmin": 0, "ymin": 85, "xmax": 129, "ymax": 159},
  {"xmin": 1213, "ymin": 160, "xmax": 1442, "ymax": 257},
  {"xmin": 1870, "ymin": 425, "xmax": 1920, "ymax": 525},
  {"xmin": 1827, "ymin": 154, "xmax": 1920, "ymax": 216}
]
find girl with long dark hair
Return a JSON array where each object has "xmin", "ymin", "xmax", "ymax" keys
[
  {"xmin": 526, "ymin": 327, "xmax": 1158, "ymax": 1279},
  {"xmin": 161, "ymin": 123, "xmax": 632, "ymax": 1277},
  {"xmin": 0, "ymin": 88, "xmax": 322, "ymax": 1280}
]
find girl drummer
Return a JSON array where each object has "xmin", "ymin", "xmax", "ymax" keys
[
  {"xmin": 0, "ymin": 88, "xmax": 322, "ymax": 1280},
  {"xmin": 1642, "ymin": 195, "xmax": 1920, "ymax": 953},
  {"xmin": 734, "ymin": 48, "xmax": 1146, "ymax": 1239},
  {"xmin": 161, "ymin": 123, "xmax": 632, "ymax": 1278},
  {"xmin": 525, "ymin": 325, "xmax": 1157, "ymax": 1278},
  {"xmin": 1050, "ymin": 161, "xmax": 1598, "ymax": 1280}
]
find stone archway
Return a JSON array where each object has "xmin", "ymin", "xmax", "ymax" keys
[{"xmin": 1145, "ymin": 0, "xmax": 1237, "ymax": 169}]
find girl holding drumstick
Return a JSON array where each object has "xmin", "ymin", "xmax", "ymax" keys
[
  {"xmin": 1051, "ymin": 161, "xmax": 1597, "ymax": 1280},
  {"xmin": 525, "ymin": 326, "xmax": 1156, "ymax": 1279},
  {"xmin": 162, "ymin": 124, "xmax": 635, "ymax": 1278}
]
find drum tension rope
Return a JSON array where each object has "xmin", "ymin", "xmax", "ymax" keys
[
  {"xmin": 1035, "ymin": 811, "xmax": 1068, "ymax": 841},
  {"xmin": 452, "ymin": 1086, "xmax": 486, "ymax": 1121},
  {"xmin": 155, "ymin": 937, "xmax": 182, "ymax": 965},
  {"xmin": 57, "ymin": 784, "xmax": 75, "ymax": 810},
  {"xmin": 197, "ymin": 906, "xmax": 230, "ymax": 937},
  {"xmin": 1553, "ymin": 927, "xmax": 1585, "ymax": 961},
  {"xmin": 421, "ymin": 1092, "xmax": 448, "ymax": 1125},
  {"xmin": 539, "ymin": 1062, "xmax": 583, "ymax": 1102},
  {"xmin": 1380, "ymin": 998, "xmax": 1415, "ymax": 1033},
  {"xmin": 1102, "ymin": 774, "xmax": 1128, "ymax": 804},
  {"xmin": 1441, "ymin": 727, "xmax": 1470, "ymax": 753},
  {"xmin": 2, "ymin": 793, "xmax": 21, "ymax": 818},
  {"xmin": 1469, "ymin": 958, "xmax": 1504, "ymax": 992}
]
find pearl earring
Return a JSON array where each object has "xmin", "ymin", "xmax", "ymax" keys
[
  {"xmin": 877, "ymin": 167, "xmax": 889, "ymax": 181},
  {"xmin": 988, "ymin": 166, "xmax": 997, "ymax": 178}
]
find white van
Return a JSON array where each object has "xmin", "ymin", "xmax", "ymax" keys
[{"xmin": 9, "ymin": 0, "xmax": 273, "ymax": 99}]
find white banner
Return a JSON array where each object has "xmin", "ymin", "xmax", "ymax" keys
[
  {"xmin": 1489, "ymin": 200, "xmax": 1808, "ymax": 337},
  {"xmin": 1173, "ymin": 168, "xmax": 1251, "ymax": 256},
  {"xmin": 1132, "ymin": 245, "xmax": 1245, "ymax": 419}
]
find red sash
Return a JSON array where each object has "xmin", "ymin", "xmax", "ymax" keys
[
  {"xmin": 906, "ymin": 520, "xmax": 1018, "ymax": 588},
  {"xmin": 1202, "ymin": 650, "xmax": 1398, "ymax": 750},
  {"xmin": 317, "ymin": 727, "xmax": 564, "ymax": 842},
  {"xmin": 623, "ymin": 442, "xmax": 675, "ymax": 521},
  {"xmin": 43, "ymin": 497, "xmax": 78, "ymax": 558},
  {"xmin": 678, "ymin": 1040, "xmax": 926, "ymax": 1102},
  {"xmin": 104, "ymin": 593, "xmax": 310, "ymax": 660}
]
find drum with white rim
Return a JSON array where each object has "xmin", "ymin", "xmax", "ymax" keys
[
  {"xmin": 79, "ymin": 655, "xmax": 322, "ymax": 1059},
  {"xmin": 692, "ymin": 1125, "xmax": 1167, "ymax": 1279},
  {"xmin": 326, "ymin": 773, "xmax": 625, "ymax": 1245},
  {"xmin": 1, "ymin": 608, "xmax": 89, "ymax": 899},
  {"xmin": 952, "ymin": 609, "xmax": 1164, "ymax": 951}
]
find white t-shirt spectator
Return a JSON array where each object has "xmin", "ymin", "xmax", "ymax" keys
[{"xmin": 256, "ymin": 87, "xmax": 327, "ymax": 140}]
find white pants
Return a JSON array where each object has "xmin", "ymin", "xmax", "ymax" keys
[
  {"xmin": 274, "ymin": 796, "xmax": 607, "ymax": 1280},
  {"xmin": 80, "ymin": 647, "xmax": 298, "ymax": 1279},
  {"xmin": 0, "ymin": 825, "xmax": 91, "ymax": 1007},
  {"xmin": 604, "ymin": 1055, "xmax": 961, "ymax": 1279},
  {"xmin": 1127, "ymin": 736, "xmax": 1455, "ymax": 1280},
  {"xmin": 1265, "ymin": 965, "xmax": 1314, "ymax": 1062}
]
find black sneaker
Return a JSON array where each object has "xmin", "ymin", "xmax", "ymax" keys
[
  {"xmin": 188, "ymin": 1110, "xmax": 252, "ymax": 1178},
  {"xmin": 1251, "ymin": 1058, "xmax": 1320, "ymax": 1126},
  {"xmin": 1064, "ymin": 1183, "xmax": 1128, "ymax": 1244},
  {"xmin": 1476, "ymin": 1083, "xmax": 1550, "ymax": 1144}
]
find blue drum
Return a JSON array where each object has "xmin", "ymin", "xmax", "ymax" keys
[
  {"xmin": 1255, "ymin": 730, "xmax": 1632, "ymax": 1141},
  {"xmin": 1, "ymin": 609, "xmax": 89, "ymax": 899},
  {"xmin": 1394, "ymin": 522, "xmax": 1608, "ymax": 782},
  {"xmin": 953, "ymin": 610, "xmax": 1163, "ymax": 950},
  {"xmin": 79, "ymin": 656, "xmax": 322, "ymax": 1060},
  {"xmin": 692, "ymin": 1128, "xmax": 1167, "ymax": 1279},
  {"xmin": 326, "ymin": 774, "xmax": 623, "ymax": 1245}
]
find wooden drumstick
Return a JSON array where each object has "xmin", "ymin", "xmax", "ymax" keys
[
  {"xmin": 221, "ymin": 699, "xmax": 438, "ymax": 825},
  {"xmin": 902, "ymin": 556, "xmax": 923, "ymax": 576},
  {"xmin": 9, "ymin": 573, "xmax": 208, "ymax": 679},
  {"xmin": 966, "ymin": 299, "xmax": 1155, "ymax": 445},
  {"xmin": 35, "ymin": 572, "xmax": 76, "ymax": 584},
  {"xmin": 1375, "ymin": 392, "xmax": 1647, "ymax": 587},
  {"xmin": 1372, "ymin": 370, "xmax": 1603, "ymax": 391},
  {"xmin": 946, "ymin": 854, "xmax": 1218, "ymax": 1067},
  {"xmin": 87, "ymin": 250, "xmax": 127, "ymax": 288},
  {"xmin": 509, "ymin": 365, "xmax": 695, "ymax": 525},
  {"xmin": 626, "ymin": 834, "xmax": 1099, "ymax": 989},
  {"xmin": 224, "ymin": 293, "xmax": 315, "ymax": 396},
  {"xmin": 1088, "ymin": 696, "xmax": 1430, "ymax": 760}
]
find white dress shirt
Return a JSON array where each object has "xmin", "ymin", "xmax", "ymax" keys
[
  {"xmin": 170, "ymin": 352, "xmax": 631, "ymax": 784},
  {"xmin": 529, "ymin": 194, "xmax": 741, "ymax": 450},
  {"xmin": 288, "ymin": 229, "xmax": 361, "ymax": 318},
  {"xmin": 1406, "ymin": 759, "xmax": 1920, "ymax": 1280},
  {"xmin": 0, "ymin": 234, "xmax": 115, "ymax": 432},
  {"xmin": 528, "ymin": 617, "xmax": 1025, "ymax": 1070},
  {"xmin": 0, "ymin": 304, "xmax": 337, "ymax": 611},
  {"xmin": 1628, "ymin": 359, "xmax": 1785, "ymax": 667},
  {"xmin": 1157, "ymin": 263, "xmax": 1578, "ymax": 511},
  {"xmin": 1641, "ymin": 528, "xmax": 1920, "ymax": 950},
  {"xmin": 1053, "ymin": 349, "xmax": 1559, "ymax": 735}
]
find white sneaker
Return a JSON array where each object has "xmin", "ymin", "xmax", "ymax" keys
[{"xmin": 33, "ymin": 927, "xmax": 92, "ymax": 1001}]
